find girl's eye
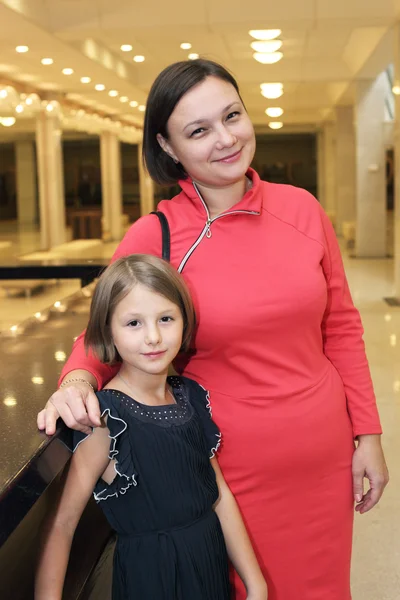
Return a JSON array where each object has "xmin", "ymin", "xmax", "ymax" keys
[
  {"xmin": 227, "ymin": 111, "xmax": 240, "ymax": 120},
  {"xmin": 160, "ymin": 316, "xmax": 173, "ymax": 323},
  {"xmin": 127, "ymin": 320, "xmax": 140, "ymax": 327}
]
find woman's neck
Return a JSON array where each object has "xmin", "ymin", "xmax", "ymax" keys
[{"xmin": 194, "ymin": 176, "xmax": 249, "ymax": 219}]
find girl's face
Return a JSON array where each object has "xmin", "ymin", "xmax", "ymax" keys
[
  {"xmin": 110, "ymin": 283, "xmax": 184, "ymax": 376},
  {"xmin": 158, "ymin": 76, "xmax": 256, "ymax": 189}
]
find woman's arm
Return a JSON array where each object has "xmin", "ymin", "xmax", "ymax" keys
[
  {"xmin": 211, "ymin": 458, "xmax": 267, "ymax": 599},
  {"xmin": 35, "ymin": 423, "xmax": 111, "ymax": 600},
  {"xmin": 37, "ymin": 214, "xmax": 163, "ymax": 434}
]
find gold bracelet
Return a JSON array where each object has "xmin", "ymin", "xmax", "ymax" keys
[{"xmin": 59, "ymin": 378, "xmax": 95, "ymax": 392}]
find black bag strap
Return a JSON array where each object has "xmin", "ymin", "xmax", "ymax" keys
[{"xmin": 151, "ymin": 211, "xmax": 170, "ymax": 262}]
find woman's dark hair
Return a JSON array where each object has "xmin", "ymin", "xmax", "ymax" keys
[
  {"xmin": 143, "ymin": 59, "xmax": 241, "ymax": 186},
  {"xmin": 84, "ymin": 254, "xmax": 196, "ymax": 364}
]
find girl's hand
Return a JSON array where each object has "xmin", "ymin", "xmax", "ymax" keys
[
  {"xmin": 352, "ymin": 434, "xmax": 389, "ymax": 514},
  {"xmin": 37, "ymin": 382, "xmax": 101, "ymax": 436}
]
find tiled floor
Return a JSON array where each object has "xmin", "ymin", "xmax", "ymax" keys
[{"xmin": 0, "ymin": 222, "xmax": 399, "ymax": 598}]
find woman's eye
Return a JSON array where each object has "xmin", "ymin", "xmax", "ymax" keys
[
  {"xmin": 227, "ymin": 111, "xmax": 240, "ymax": 120},
  {"xmin": 190, "ymin": 127, "xmax": 206, "ymax": 137},
  {"xmin": 160, "ymin": 316, "xmax": 173, "ymax": 323}
]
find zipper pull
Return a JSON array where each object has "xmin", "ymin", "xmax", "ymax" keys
[{"xmin": 206, "ymin": 220, "xmax": 212, "ymax": 238}]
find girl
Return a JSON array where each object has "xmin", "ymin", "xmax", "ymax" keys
[{"xmin": 35, "ymin": 254, "xmax": 268, "ymax": 600}]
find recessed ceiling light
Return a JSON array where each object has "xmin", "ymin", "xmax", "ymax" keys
[
  {"xmin": 15, "ymin": 104, "xmax": 24, "ymax": 114},
  {"xmin": 41, "ymin": 58, "xmax": 54, "ymax": 65},
  {"xmin": 81, "ymin": 76, "xmax": 91, "ymax": 84},
  {"xmin": 251, "ymin": 40, "xmax": 282, "ymax": 53},
  {"xmin": 249, "ymin": 29, "xmax": 281, "ymax": 40},
  {"xmin": 133, "ymin": 55, "xmax": 145, "ymax": 62},
  {"xmin": 129, "ymin": 100, "xmax": 138, "ymax": 108},
  {"xmin": 265, "ymin": 107, "xmax": 283, "ymax": 118},
  {"xmin": 46, "ymin": 103, "xmax": 54, "ymax": 112},
  {"xmin": 188, "ymin": 53, "xmax": 199, "ymax": 60},
  {"xmin": 25, "ymin": 97, "xmax": 33, "ymax": 105},
  {"xmin": 16, "ymin": 45, "xmax": 29, "ymax": 53},
  {"xmin": 0, "ymin": 89, "xmax": 7, "ymax": 99},
  {"xmin": 0, "ymin": 117, "xmax": 16, "ymax": 127},
  {"xmin": 180, "ymin": 42, "xmax": 192, "ymax": 50},
  {"xmin": 392, "ymin": 85, "xmax": 400, "ymax": 95},
  {"xmin": 62, "ymin": 68, "xmax": 74, "ymax": 75},
  {"xmin": 253, "ymin": 52, "xmax": 283, "ymax": 64},
  {"xmin": 120, "ymin": 96, "xmax": 129, "ymax": 103},
  {"xmin": 108, "ymin": 90, "xmax": 119, "ymax": 97},
  {"xmin": 260, "ymin": 83, "xmax": 283, "ymax": 99},
  {"xmin": 138, "ymin": 105, "xmax": 146, "ymax": 112},
  {"xmin": 95, "ymin": 84, "xmax": 105, "ymax": 91},
  {"xmin": 31, "ymin": 376, "xmax": 44, "ymax": 385},
  {"xmin": 121, "ymin": 44, "xmax": 133, "ymax": 52},
  {"xmin": 268, "ymin": 121, "xmax": 283, "ymax": 129}
]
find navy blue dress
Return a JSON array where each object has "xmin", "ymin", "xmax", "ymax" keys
[{"xmin": 73, "ymin": 376, "xmax": 231, "ymax": 600}]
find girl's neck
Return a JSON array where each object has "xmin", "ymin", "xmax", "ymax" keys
[
  {"xmin": 113, "ymin": 364, "xmax": 171, "ymax": 406},
  {"xmin": 194, "ymin": 176, "xmax": 249, "ymax": 219}
]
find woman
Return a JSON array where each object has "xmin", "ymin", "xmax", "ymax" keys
[{"xmin": 38, "ymin": 59, "xmax": 389, "ymax": 600}]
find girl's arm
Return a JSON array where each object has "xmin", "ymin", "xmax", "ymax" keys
[
  {"xmin": 211, "ymin": 457, "xmax": 268, "ymax": 599},
  {"xmin": 35, "ymin": 423, "xmax": 111, "ymax": 600}
]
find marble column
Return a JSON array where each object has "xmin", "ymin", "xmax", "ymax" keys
[
  {"xmin": 15, "ymin": 140, "xmax": 37, "ymax": 225},
  {"xmin": 393, "ymin": 24, "xmax": 400, "ymax": 297},
  {"xmin": 100, "ymin": 131, "xmax": 123, "ymax": 241},
  {"xmin": 354, "ymin": 74, "xmax": 387, "ymax": 258},
  {"xmin": 35, "ymin": 112, "xmax": 66, "ymax": 249},
  {"xmin": 335, "ymin": 106, "xmax": 356, "ymax": 236}
]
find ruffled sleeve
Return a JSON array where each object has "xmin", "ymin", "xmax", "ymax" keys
[
  {"xmin": 72, "ymin": 392, "xmax": 137, "ymax": 502},
  {"xmin": 183, "ymin": 378, "xmax": 222, "ymax": 459}
]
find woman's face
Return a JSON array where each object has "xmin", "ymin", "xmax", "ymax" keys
[{"xmin": 158, "ymin": 76, "xmax": 256, "ymax": 188}]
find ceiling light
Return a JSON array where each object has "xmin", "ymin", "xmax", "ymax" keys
[
  {"xmin": 392, "ymin": 85, "xmax": 400, "ymax": 95},
  {"xmin": 180, "ymin": 42, "xmax": 192, "ymax": 50},
  {"xmin": 55, "ymin": 351, "xmax": 67, "ymax": 362},
  {"xmin": 15, "ymin": 104, "xmax": 24, "ymax": 114},
  {"xmin": 121, "ymin": 44, "xmax": 133, "ymax": 52},
  {"xmin": 4, "ymin": 397, "xmax": 17, "ymax": 407},
  {"xmin": 133, "ymin": 55, "xmax": 145, "ymax": 62},
  {"xmin": 0, "ymin": 89, "xmax": 7, "ymax": 99},
  {"xmin": 16, "ymin": 45, "xmax": 29, "ymax": 53},
  {"xmin": 138, "ymin": 105, "xmax": 146, "ymax": 112},
  {"xmin": 54, "ymin": 301, "xmax": 61, "ymax": 308},
  {"xmin": 254, "ymin": 52, "xmax": 283, "ymax": 64},
  {"xmin": 46, "ymin": 103, "xmax": 54, "ymax": 112},
  {"xmin": 95, "ymin": 84, "xmax": 105, "ymax": 91},
  {"xmin": 260, "ymin": 83, "xmax": 284, "ymax": 99},
  {"xmin": 269, "ymin": 121, "xmax": 283, "ymax": 129},
  {"xmin": 41, "ymin": 58, "xmax": 54, "ymax": 65},
  {"xmin": 120, "ymin": 96, "xmax": 129, "ymax": 103},
  {"xmin": 266, "ymin": 107, "xmax": 283, "ymax": 118},
  {"xmin": 81, "ymin": 76, "xmax": 91, "ymax": 84},
  {"xmin": 188, "ymin": 53, "xmax": 199, "ymax": 60},
  {"xmin": 62, "ymin": 68, "xmax": 74, "ymax": 75},
  {"xmin": 0, "ymin": 117, "xmax": 16, "ymax": 127},
  {"xmin": 251, "ymin": 40, "xmax": 282, "ymax": 53},
  {"xmin": 10, "ymin": 325, "xmax": 18, "ymax": 331},
  {"xmin": 31, "ymin": 376, "xmax": 44, "ymax": 385},
  {"xmin": 129, "ymin": 100, "xmax": 138, "ymax": 107},
  {"xmin": 108, "ymin": 90, "xmax": 119, "ymax": 97},
  {"xmin": 25, "ymin": 97, "xmax": 33, "ymax": 105},
  {"xmin": 249, "ymin": 29, "xmax": 281, "ymax": 40}
]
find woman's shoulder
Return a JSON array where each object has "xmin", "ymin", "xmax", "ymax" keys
[{"xmin": 259, "ymin": 179, "xmax": 325, "ymax": 238}]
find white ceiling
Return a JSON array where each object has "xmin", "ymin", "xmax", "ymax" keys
[{"xmin": 0, "ymin": 0, "xmax": 399, "ymax": 135}]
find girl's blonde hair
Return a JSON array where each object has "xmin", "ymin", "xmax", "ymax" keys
[{"xmin": 84, "ymin": 254, "xmax": 196, "ymax": 364}]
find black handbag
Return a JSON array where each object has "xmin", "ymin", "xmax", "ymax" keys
[{"xmin": 151, "ymin": 211, "xmax": 170, "ymax": 262}]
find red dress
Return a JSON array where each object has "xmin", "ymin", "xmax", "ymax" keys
[{"xmin": 61, "ymin": 169, "xmax": 382, "ymax": 600}]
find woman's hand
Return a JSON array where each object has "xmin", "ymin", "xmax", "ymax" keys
[
  {"xmin": 37, "ymin": 381, "xmax": 101, "ymax": 436},
  {"xmin": 352, "ymin": 434, "xmax": 389, "ymax": 514}
]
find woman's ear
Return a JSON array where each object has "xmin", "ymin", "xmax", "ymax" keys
[{"xmin": 156, "ymin": 133, "xmax": 179, "ymax": 164}]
